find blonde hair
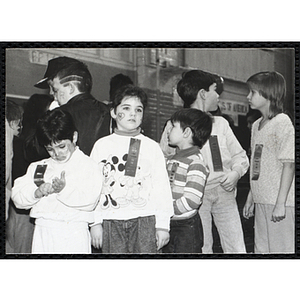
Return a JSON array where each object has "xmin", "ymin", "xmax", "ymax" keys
[{"xmin": 247, "ymin": 71, "xmax": 286, "ymax": 119}]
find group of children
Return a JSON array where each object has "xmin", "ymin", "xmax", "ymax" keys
[{"xmin": 10, "ymin": 70, "xmax": 295, "ymax": 254}]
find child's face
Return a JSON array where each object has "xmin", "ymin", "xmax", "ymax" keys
[
  {"xmin": 167, "ymin": 121, "xmax": 185, "ymax": 148},
  {"xmin": 247, "ymin": 89, "xmax": 269, "ymax": 111},
  {"xmin": 204, "ymin": 83, "xmax": 219, "ymax": 112},
  {"xmin": 45, "ymin": 132, "xmax": 77, "ymax": 163},
  {"xmin": 10, "ymin": 119, "xmax": 22, "ymax": 137},
  {"xmin": 111, "ymin": 96, "xmax": 144, "ymax": 132}
]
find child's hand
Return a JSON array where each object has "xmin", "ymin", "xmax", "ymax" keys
[
  {"xmin": 52, "ymin": 171, "xmax": 66, "ymax": 193},
  {"xmin": 90, "ymin": 224, "xmax": 103, "ymax": 249},
  {"xmin": 156, "ymin": 229, "xmax": 170, "ymax": 250},
  {"xmin": 220, "ymin": 170, "xmax": 239, "ymax": 192},
  {"xmin": 243, "ymin": 191, "xmax": 254, "ymax": 219},
  {"xmin": 34, "ymin": 182, "xmax": 54, "ymax": 198},
  {"xmin": 271, "ymin": 203, "xmax": 286, "ymax": 222}
]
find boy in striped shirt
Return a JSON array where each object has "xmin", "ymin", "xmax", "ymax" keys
[{"xmin": 163, "ymin": 108, "xmax": 212, "ymax": 253}]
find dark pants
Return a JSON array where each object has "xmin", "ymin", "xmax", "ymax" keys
[
  {"xmin": 102, "ymin": 215, "xmax": 157, "ymax": 254},
  {"xmin": 6, "ymin": 201, "xmax": 35, "ymax": 254},
  {"xmin": 163, "ymin": 213, "xmax": 203, "ymax": 254}
]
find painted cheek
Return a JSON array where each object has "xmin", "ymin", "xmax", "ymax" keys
[
  {"xmin": 48, "ymin": 151, "xmax": 56, "ymax": 159},
  {"xmin": 64, "ymin": 147, "xmax": 73, "ymax": 156},
  {"xmin": 57, "ymin": 149, "xmax": 71, "ymax": 161},
  {"xmin": 117, "ymin": 112, "xmax": 125, "ymax": 120}
]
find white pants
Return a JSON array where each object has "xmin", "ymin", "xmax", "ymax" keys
[
  {"xmin": 254, "ymin": 204, "xmax": 295, "ymax": 254},
  {"xmin": 32, "ymin": 219, "xmax": 91, "ymax": 254},
  {"xmin": 199, "ymin": 186, "xmax": 246, "ymax": 254}
]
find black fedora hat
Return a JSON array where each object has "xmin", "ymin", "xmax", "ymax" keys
[{"xmin": 34, "ymin": 56, "xmax": 81, "ymax": 89}]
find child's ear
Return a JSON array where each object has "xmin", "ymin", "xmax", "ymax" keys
[
  {"xmin": 183, "ymin": 127, "xmax": 192, "ymax": 138},
  {"xmin": 9, "ymin": 120, "xmax": 18, "ymax": 130},
  {"xmin": 110, "ymin": 108, "xmax": 117, "ymax": 119},
  {"xmin": 195, "ymin": 90, "xmax": 206, "ymax": 111},
  {"xmin": 198, "ymin": 89, "xmax": 206, "ymax": 100},
  {"xmin": 73, "ymin": 131, "xmax": 78, "ymax": 144},
  {"xmin": 9, "ymin": 120, "xmax": 15, "ymax": 130}
]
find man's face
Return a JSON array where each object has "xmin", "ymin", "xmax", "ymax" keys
[{"xmin": 48, "ymin": 77, "xmax": 72, "ymax": 106}]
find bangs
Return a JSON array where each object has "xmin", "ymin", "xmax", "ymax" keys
[
  {"xmin": 247, "ymin": 81, "xmax": 260, "ymax": 92},
  {"xmin": 247, "ymin": 71, "xmax": 285, "ymax": 118}
]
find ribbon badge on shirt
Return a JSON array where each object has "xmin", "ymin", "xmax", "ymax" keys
[
  {"xmin": 209, "ymin": 135, "xmax": 223, "ymax": 172},
  {"xmin": 252, "ymin": 144, "xmax": 263, "ymax": 181},
  {"xmin": 34, "ymin": 164, "xmax": 47, "ymax": 187},
  {"xmin": 125, "ymin": 138, "xmax": 141, "ymax": 177},
  {"xmin": 169, "ymin": 162, "xmax": 179, "ymax": 188}
]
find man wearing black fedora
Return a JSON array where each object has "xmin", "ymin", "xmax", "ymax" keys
[{"xmin": 35, "ymin": 56, "xmax": 110, "ymax": 155}]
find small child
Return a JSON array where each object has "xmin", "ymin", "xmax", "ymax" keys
[
  {"xmin": 243, "ymin": 71, "xmax": 295, "ymax": 253},
  {"xmin": 11, "ymin": 109, "xmax": 102, "ymax": 254},
  {"xmin": 90, "ymin": 84, "xmax": 174, "ymax": 254},
  {"xmin": 162, "ymin": 108, "xmax": 212, "ymax": 253},
  {"xmin": 6, "ymin": 100, "xmax": 23, "ymax": 220}
]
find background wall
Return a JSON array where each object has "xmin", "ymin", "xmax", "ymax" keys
[
  {"xmin": 184, "ymin": 48, "xmax": 294, "ymax": 117},
  {"xmin": 6, "ymin": 47, "xmax": 295, "ymax": 143},
  {"xmin": 6, "ymin": 48, "xmax": 136, "ymax": 103}
]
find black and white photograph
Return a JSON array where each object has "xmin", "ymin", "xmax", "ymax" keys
[
  {"xmin": 1, "ymin": 0, "xmax": 299, "ymax": 297},
  {"xmin": 3, "ymin": 45, "xmax": 296, "ymax": 257}
]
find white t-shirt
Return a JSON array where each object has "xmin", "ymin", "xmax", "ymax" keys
[{"xmin": 250, "ymin": 113, "xmax": 294, "ymax": 207}]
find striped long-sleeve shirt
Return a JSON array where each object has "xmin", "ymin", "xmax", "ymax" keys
[{"xmin": 166, "ymin": 146, "xmax": 209, "ymax": 220}]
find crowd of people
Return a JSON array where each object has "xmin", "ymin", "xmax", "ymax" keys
[{"xmin": 5, "ymin": 56, "xmax": 295, "ymax": 254}]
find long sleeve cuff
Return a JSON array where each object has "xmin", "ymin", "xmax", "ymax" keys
[
  {"xmin": 90, "ymin": 212, "xmax": 103, "ymax": 226},
  {"xmin": 155, "ymin": 214, "xmax": 172, "ymax": 231},
  {"xmin": 232, "ymin": 166, "xmax": 244, "ymax": 179}
]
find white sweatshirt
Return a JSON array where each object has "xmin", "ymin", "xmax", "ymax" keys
[
  {"xmin": 12, "ymin": 147, "xmax": 102, "ymax": 224},
  {"xmin": 90, "ymin": 131, "xmax": 174, "ymax": 230},
  {"xmin": 200, "ymin": 116, "xmax": 249, "ymax": 189}
]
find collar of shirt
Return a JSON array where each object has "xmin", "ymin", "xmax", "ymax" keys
[
  {"xmin": 114, "ymin": 128, "xmax": 141, "ymax": 137},
  {"xmin": 172, "ymin": 146, "xmax": 200, "ymax": 159}
]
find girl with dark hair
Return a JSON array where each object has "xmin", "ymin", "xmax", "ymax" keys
[{"xmin": 11, "ymin": 109, "xmax": 102, "ymax": 254}]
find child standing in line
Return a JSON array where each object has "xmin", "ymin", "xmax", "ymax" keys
[
  {"xmin": 90, "ymin": 84, "xmax": 174, "ymax": 254},
  {"xmin": 243, "ymin": 71, "xmax": 294, "ymax": 253},
  {"xmin": 11, "ymin": 109, "xmax": 102, "ymax": 254},
  {"xmin": 6, "ymin": 100, "xmax": 23, "ymax": 221},
  {"xmin": 163, "ymin": 108, "xmax": 212, "ymax": 253},
  {"xmin": 160, "ymin": 70, "xmax": 249, "ymax": 253}
]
